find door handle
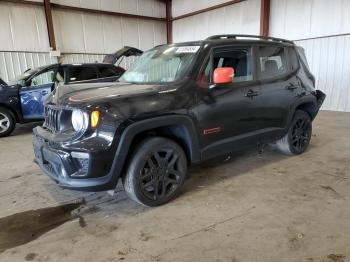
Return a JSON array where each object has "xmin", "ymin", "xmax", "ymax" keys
[
  {"xmin": 41, "ymin": 90, "xmax": 48, "ymax": 95},
  {"xmin": 245, "ymin": 89, "xmax": 259, "ymax": 98},
  {"xmin": 285, "ymin": 83, "xmax": 298, "ymax": 91}
]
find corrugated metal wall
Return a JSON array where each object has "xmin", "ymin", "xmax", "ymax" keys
[
  {"xmin": 52, "ymin": 6, "xmax": 166, "ymax": 54},
  {"xmin": 0, "ymin": 1, "xmax": 52, "ymax": 82},
  {"xmin": 173, "ymin": 0, "xmax": 260, "ymax": 42},
  {"xmin": 295, "ymin": 36, "xmax": 350, "ymax": 112},
  {"xmin": 0, "ymin": 52, "xmax": 57, "ymax": 82},
  {"xmin": 0, "ymin": 0, "xmax": 167, "ymax": 83},
  {"xmin": 171, "ymin": 0, "xmax": 350, "ymax": 112},
  {"xmin": 51, "ymin": 0, "xmax": 166, "ymax": 18},
  {"xmin": 270, "ymin": 0, "xmax": 350, "ymax": 112}
]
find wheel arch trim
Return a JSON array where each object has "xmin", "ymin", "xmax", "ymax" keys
[
  {"xmin": 287, "ymin": 96, "xmax": 318, "ymax": 126},
  {"xmin": 107, "ymin": 115, "xmax": 201, "ymax": 189}
]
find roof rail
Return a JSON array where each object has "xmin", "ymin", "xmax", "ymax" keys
[{"xmin": 206, "ymin": 34, "xmax": 294, "ymax": 45}]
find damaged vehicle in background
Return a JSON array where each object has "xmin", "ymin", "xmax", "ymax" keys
[
  {"xmin": 33, "ymin": 35, "xmax": 325, "ymax": 207},
  {"xmin": 0, "ymin": 46, "xmax": 142, "ymax": 137}
]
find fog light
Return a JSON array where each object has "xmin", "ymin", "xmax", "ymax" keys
[{"xmin": 71, "ymin": 152, "xmax": 90, "ymax": 177}]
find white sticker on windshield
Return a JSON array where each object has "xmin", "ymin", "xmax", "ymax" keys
[{"xmin": 176, "ymin": 46, "xmax": 200, "ymax": 53}]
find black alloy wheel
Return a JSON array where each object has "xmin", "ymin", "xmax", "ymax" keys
[
  {"xmin": 274, "ymin": 110, "xmax": 312, "ymax": 155},
  {"xmin": 123, "ymin": 137, "xmax": 187, "ymax": 206},
  {"xmin": 290, "ymin": 116, "xmax": 312, "ymax": 153}
]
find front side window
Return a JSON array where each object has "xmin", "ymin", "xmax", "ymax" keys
[
  {"xmin": 120, "ymin": 45, "xmax": 199, "ymax": 84},
  {"xmin": 258, "ymin": 46, "xmax": 287, "ymax": 80},
  {"xmin": 69, "ymin": 66, "xmax": 98, "ymax": 83},
  {"xmin": 213, "ymin": 49, "xmax": 253, "ymax": 82},
  {"xmin": 198, "ymin": 48, "xmax": 252, "ymax": 87},
  {"xmin": 30, "ymin": 69, "xmax": 55, "ymax": 86}
]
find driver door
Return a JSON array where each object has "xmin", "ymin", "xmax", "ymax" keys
[
  {"xmin": 20, "ymin": 67, "xmax": 57, "ymax": 120},
  {"xmin": 193, "ymin": 46, "xmax": 262, "ymax": 159}
]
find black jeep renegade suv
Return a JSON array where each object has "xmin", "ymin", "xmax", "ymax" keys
[{"xmin": 33, "ymin": 35, "xmax": 326, "ymax": 206}]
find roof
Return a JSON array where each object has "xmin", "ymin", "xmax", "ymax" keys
[
  {"xmin": 60, "ymin": 63, "xmax": 115, "ymax": 67},
  {"xmin": 165, "ymin": 34, "xmax": 295, "ymax": 48}
]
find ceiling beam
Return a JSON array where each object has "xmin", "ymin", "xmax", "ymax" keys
[
  {"xmin": 43, "ymin": 0, "xmax": 56, "ymax": 50},
  {"xmin": 1, "ymin": 0, "xmax": 166, "ymax": 22},
  {"xmin": 260, "ymin": 0, "xmax": 270, "ymax": 37},
  {"xmin": 166, "ymin": 0, "xmax": 173, "ymax": 44},
  {"xmin": 51, "ymin": 3, "xmax": 166, "ymax": 22},
  {"xmin": 171, "ymin": 0, "xmax": 246, "ymax": 21},
  {"xmin": 0, "ymin": 0, "xmax": 43, "ymax": 7}
]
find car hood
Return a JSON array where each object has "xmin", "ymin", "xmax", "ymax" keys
[{"xmin": 49, "ymin": 82, "xmax": 167, "ymax": 107}]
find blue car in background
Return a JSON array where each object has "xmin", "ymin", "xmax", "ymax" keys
[{"xmin": 0, "ymin": 46, "xmax": 143, "ymax": 137}]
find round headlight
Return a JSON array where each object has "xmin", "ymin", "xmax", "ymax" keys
[{"xmin": 71, "ymin": 109, "xmax": 86, "ymax": 132}]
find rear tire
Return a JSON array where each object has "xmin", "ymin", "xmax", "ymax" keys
[
  {"xmin": 123, "ymin": 137, "xmax": 187, "ymax": 207},
  {"xmin": 274, "ymin": 110, "xmax": 312, "ymax": 155},
  {"xmin": 0, "ymin": 107, "xmax": 16, "ymax": 138}
]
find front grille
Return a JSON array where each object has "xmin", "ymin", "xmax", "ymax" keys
[{"xmin": 44, "ymin": 106, "xmax": 61, "ymax": 133}]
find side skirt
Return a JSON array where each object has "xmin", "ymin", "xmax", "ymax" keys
[{"xmin": 200, "ymin": 127, "xmax": 286, "ymax": 161}]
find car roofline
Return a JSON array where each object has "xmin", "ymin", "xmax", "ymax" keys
[{"xmin": 153, "ymin": 35, "xmax": 295, "ymax": 49}]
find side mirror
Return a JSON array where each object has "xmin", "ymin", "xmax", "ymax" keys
[{"xmin": 213, "ymin": 67, "xmax": 235, "ymax": 85}]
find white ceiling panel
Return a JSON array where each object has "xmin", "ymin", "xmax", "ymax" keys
[
  {"xmin": 0, "ymin": 2, "xmax": 49, "ymax": 52},
  {"xmin": 120, "ymin": 0, "xmax": 138, "ymax": 15},
  {"xmin": 121, "ymin": 17, "xmax": 140, "ymax": 49},
  {"xmin": 138, "ymin": 20, "xmax": 157, "ymax": 51},
  {"xmin": 53, "ymin": 10, "xmax": 86, "ymax": 52},
  {"xmin": 0, "ymin": 4, "xmax": 15, "ymax": 50},
  {"xmin": 100, "ymin": 0, "xmax": 121, "ymax": 13},
  {"xmin": 173, "ymin": 0, "xmax": 260, "ymax": 42},
  {"xmin": 153, "ymin": 21, "xmax": 167, "ymax": 46},
  {"xmin": 101, "ymin": 15, "xmax": 123, "ymax": 53},
  {"xmin": 82, "ymin": 13, "xmax": 105, "ymax": 53},
  {"xmin": 172, "ymin": 0, "xmax": 239, "ymax": 17},
  {"xmin": 270, "ymin": 0, "xmax": 350, "ymax": 40}
]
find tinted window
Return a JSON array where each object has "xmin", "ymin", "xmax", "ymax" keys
[
  {"xmin": 258, "ymin": 46, "xmax": 287, "ymax": 80},
  {"xmin": 213, "ymin": 49, "xmax": 252, "ymax": 82},
  {"xmin": 98, "ymin": 66, "xmax": 118, "ymax": 78},
  {"xmin": 30, "ymin": 69, "xmax": 55, "ymax": 86},
  {"xmin": 198, "ymin": 48, "xmax": 253, "ymax": 87},
  {"xmin": 69, "ymin": 66, "xmax": 98, "ymax": 82},
  {"xmin": 287, "ymin": 47, "xmax": 299, "ymax": 71}
]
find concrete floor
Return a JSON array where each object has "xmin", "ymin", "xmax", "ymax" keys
[{"xmin": 0, "ymin": 111, "xmax": 349, "ymax": 262}]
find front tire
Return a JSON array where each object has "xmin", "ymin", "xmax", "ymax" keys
[
  {"xmin": 274, "ymin": 110, "xmax": 312, "ymax": 155},
  {"xmin": 123, "ymin": 137, "xmax": 187, "ymax": 207},
  {"xmin": 0, "ymin": 107, "xmax": 16, "ymax": 138}
]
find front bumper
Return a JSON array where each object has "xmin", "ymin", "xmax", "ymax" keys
[{"xmin": 33, "ymin": 129, "xmax": 117, "ymax": 191}]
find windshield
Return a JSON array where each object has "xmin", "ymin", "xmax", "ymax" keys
[
  {"xmin": 119, "ymin": 45, "xmax": 200, "ymax": 84},
  {"xmin": 7, "ymin": 67, "xmax": 42, "ymax": 86}
]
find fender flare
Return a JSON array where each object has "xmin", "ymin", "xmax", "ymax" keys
[
  {"xmin": 287, "ymin": 96, "xmax": 318, "ymax": 126},
  {"xmin": 106, "ymin": 115, "xmax": 201, "ymax": 188}
]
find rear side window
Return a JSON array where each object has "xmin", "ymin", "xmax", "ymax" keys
[
  {"xmin": 68, "ymin": 66, "xmax": 98, "ymax": 82},
  {"xmin": 258, "ymin": 46, "xmax": 287, "ymax": 80},
  {"xmin": 287, "ymin": 47, "xmax": 299, "ymax": 71},
  {"xmin": 98, "ymin": 66, "xmax": 118, "ymax": 78}
]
